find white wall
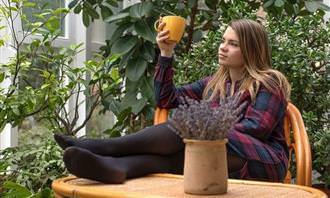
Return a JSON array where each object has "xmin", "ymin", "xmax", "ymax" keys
[
  {"xmin": 68, "ymin": 11, "xmax": 87, "ymax": 138},
  {"xmin": 0, "ymin": 1, "xmax": 18, "ymax": 149},
  {"xmin": 324, "ymin": 0, "xmax": 330, "ymax": 21}
]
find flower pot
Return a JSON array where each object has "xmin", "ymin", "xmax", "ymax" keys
[{"xmin": 183, "ymin": 138, "xmax": 228, "ymax": 195}]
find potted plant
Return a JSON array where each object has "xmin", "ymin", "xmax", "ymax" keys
[{"xmin": 168, "ymin": 94, "xmax": 246, "ymax": 195}]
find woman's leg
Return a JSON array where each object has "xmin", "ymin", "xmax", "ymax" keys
[
  {"xmin": 63, "ymin": 146, "xmax": 184, "ymax": 184},
  {"xmin": 63, "ymin": 146, "xmax": 244, "ymax": 184},
  {"xmin": 228, "ymin": 154, "xmax": 246, "ymax": 173},
  {"xmin": 55, "ymin": 123, "xmax": 184, "ymax": 156}
]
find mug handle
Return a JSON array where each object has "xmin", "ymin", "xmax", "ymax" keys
[{"xmin": 154, "ymin": 17, "xmax": 163, "ymax": 32}]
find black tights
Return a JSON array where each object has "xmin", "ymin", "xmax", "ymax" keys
[{"xmin": 54, "ymin": 123, "xmax": 246, "ymax": 183}]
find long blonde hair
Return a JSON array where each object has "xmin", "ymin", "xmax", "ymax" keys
[{"xmin": 203, "ymin": 19, "xmax": 291, "ymax": 102}]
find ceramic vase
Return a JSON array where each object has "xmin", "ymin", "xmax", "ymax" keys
[{"xmin": 183, "ymin": 138, "xmax": 228, "ymax": 195}]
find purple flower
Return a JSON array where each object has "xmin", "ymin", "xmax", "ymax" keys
[{"xmin": 168, "ymin": 93, "xmax": 247, "ymax": 140}]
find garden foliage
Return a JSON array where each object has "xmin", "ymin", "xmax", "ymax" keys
[{"xmin": 0, "ymin": 0, "xmax": 329, "ymax": 196}]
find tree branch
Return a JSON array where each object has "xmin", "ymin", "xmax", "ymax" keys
[{"xmin": 185, "ymin": 1, "xmax": 198, "ymax": 53}]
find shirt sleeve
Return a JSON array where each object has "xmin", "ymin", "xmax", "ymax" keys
[
  {"xmin": 231, "ymin": 88, "xmax": 287, "ymax": 140},
  {"xmin": 154, "ymin": 56, "xmax": 210, "ymax": 109}
]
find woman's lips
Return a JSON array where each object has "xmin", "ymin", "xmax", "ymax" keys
[{"xmin": 219, "ymin": 54, "xmax": 227, "ymax": 59}]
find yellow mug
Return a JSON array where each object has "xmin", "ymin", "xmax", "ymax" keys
[{"xmin": 154, "ymin": 16, "xmax": 186, "ymax": 43}]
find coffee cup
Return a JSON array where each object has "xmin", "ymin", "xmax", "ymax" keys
[{"xmin": 154, "ymin": 16, "xmax": 186, "ymax": 43}]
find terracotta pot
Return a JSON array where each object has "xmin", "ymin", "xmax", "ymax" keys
[{"xmin": 183, "ymin": 138, "xmax": 228, "ymax": 195}]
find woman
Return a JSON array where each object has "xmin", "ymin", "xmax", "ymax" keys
[{"xmin": 55, "ymin": 19, "xmax": 291, "ymax": 184}]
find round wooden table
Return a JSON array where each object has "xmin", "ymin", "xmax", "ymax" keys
[{"xmin": 52, "ymin": 174, "xmax": 327, "ymax": 198}]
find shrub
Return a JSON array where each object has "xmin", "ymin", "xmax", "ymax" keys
[
  {"xmin": 0, "ymin": 138, "xmax": 67, "ymax": 195},
  {"xmin": 313, "ymin": 129, "xmax": 330, "ymax": 187}
]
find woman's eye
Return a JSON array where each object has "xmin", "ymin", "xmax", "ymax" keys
[{"xmin": 230, "ymin": 42, "xmax": 239, "ymax": 47}]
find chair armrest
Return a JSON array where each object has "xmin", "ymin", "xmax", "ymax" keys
[{"xmin": 154, "ymin": 107, "xmax": 169, "ymax": 125}]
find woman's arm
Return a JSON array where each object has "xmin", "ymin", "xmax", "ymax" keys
[
  {"xmin": 231, "ymin": 88, "xmax": 287, "ymax": 140},
  {"xmin": 154, "ymin": 22, "xmax": 209, "ymax": 109},
  {"xmin": 154, "ymin": 56, "xmax": 210, "ymax": 109}
]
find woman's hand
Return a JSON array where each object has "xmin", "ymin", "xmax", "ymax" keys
[{"xmin": 156, "ymin": 22, "xmax": 176, "ymax": 57}]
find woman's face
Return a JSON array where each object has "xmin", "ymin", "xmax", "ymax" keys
[{"xmin": 218, "ymin": 26, "xmax": 245, "ymax": 70}]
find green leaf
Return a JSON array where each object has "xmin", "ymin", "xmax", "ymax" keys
[
  {"xmin": 82, "ymin": 10, "xmax": 90, "ymax": 27},
  {"xmin": 263, "ymin": 0, "xmax": 274, "ymax": 8},
  {"xmin": 45, "ymin": 16, "xmax": 60, "ymax": 31},
  {"xmin": 121, "ymin": 92, "xmax": 136, "ymax": 107},
  {"xmin": 274, "ymin": 0, "xmax": 284, "ymax": 7},
  {"xmin": 305, "ymin": 1, "xmax": 318, "ymax": 12},
  {"xmin": 131, "ymin": 97, "xmax": 147, "ymax": 114},
  {"xmin": 110, "ymin": 68, "xmax": 120, "ymax": 81},
  {"xmin": 119, "ymin": 48, "xmax": 136, "ymax": 68},
  {"xmin": 284, "ymin": 3, "xmax": 294, "ymax": 16},
  {"xmin": 298, "ymin": 10, "xmax": 311, "ymax": 16},
  {"xmin": 3, "ymin": 181, "xmax": 32, "ymax": 198},
  {"xmin": 107, "ymin": 53, "xmax": 121, "ymax": 66},
  {"xmin": 73, "ymin": 4, "xmax": 82, "ymax": 13},
  {"xmin": 0, "ymin": 39, "xmax": 4, "ymax": 47},
  {"xmin": 129, "ymin": 3, "xmax": 143, "ymax": 18},
  {"xmin": 102, "ymin": 127, "xmax": 121, "ymax": 137},
  {"xmin": 126, "ymin": 58, "xmax": 147, "ymax": 81},
  {"xmin": 176, "ymin": 2, "xmax": 185, "ymax": 10},
  {"xmin": 205, "ymin": 0, "xmax": 218, "ymax": 10},
  {"xmin": 129, "ymin": 2, "xmax": 153, "ymax": 18},
  {"xmin": 109, "ymin": 23, "xmax": 132, "ymax": 45},
  {"xmin": 125, "ymin": 78, "xmax": 139, "ymax": 93},
  {"xmin": 0, "ymin": 72, "xmax": 5, "ymax": 83},
  {"xmin": 106, "ymin": 0, "xmax": 119, "ymax": 7},
  {"xmin": 68, "ymin": 0, "xmax": 79, "ymax": 9},
  {"xmin": 140, "ymin": 76, "xmax": 155, "ymax": 105},
  {"xmin": 100, "ymin": 5, "xmax": 113, "ymax": 20},
  {"xmin": 187, "ymin": 0, "xmax": 197, "ymax": 8},
  {"xmin": 9, "ymin": 6, "xmax": 18, "ymax": 12},
  {"xmin": 53, "ymin": 8, "xmax": 69, "ymax": 15},
  {"xmin": 192, "ymin": 29, "xmax": 203, "ymax": 42},
  {"xmin": 109, "ymin": 99, "xmax": 123, "ymax": 116},
  {"xmin": 293, "ymin": 4, "xmax": 300, "ymax": 15},
  {"xmin": 84, "ymin": 2, "xmax": 100, "ymax": 19},
  {"xmin": 134, "ymin": 20, "xmax": 156, "ymax": 43},
  {"xmin": 41, "ymin": 84, "xmax": 50, "ymax": 89},
  {"xmin": 104, "ymin": 12, "xmax": 129, "ymax": 23},
  {"xmin": 23, "ymin": 2, "xmax": 36, "ymax": 7},
  {"xmin": 305, "ymin": 1, "xmax": 330, "ymax": 12},
  {"xmin": 34, "ymin": 187, "xmax": 52, "ymax": 198},
  {"xmin": 111, "ymin": 36, "xmax": 138, "ymax": 54},
  {"xmin": 141, "ymin": 1, "xmax": 153, "ymax": 15},
  {"xmin": 12, "ymin": 107, "xmax": 20, "ymax": 116},
  {"xmin": 140, "ymin": 42, "xmax": 155, "ymax": 63},
  {"xmin": 120, "ymin": 91, "xmax": 147, "ymax": 114}
]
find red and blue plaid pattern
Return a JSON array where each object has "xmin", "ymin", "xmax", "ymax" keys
[{"xmin": 154, "ymin": 56, "xmax": 289, "ymax": 182}]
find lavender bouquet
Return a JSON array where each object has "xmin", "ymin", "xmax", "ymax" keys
[{"xmin": 168, "ymin": 93, "xmax": 247, "ymax": 140}]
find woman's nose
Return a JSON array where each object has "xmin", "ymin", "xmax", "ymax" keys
[{"xmin": 219, "ymin": 43, "xmax": 227, "ymax": 51}]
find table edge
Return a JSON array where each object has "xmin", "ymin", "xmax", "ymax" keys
[{"xmin": 52, "ymin": 174, "xmax": 328, "ymax": 198}]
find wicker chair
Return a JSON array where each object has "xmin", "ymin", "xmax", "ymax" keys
[{"xmin": 153, "ymin": 102, "xmax": 312, "ymax": 186}]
